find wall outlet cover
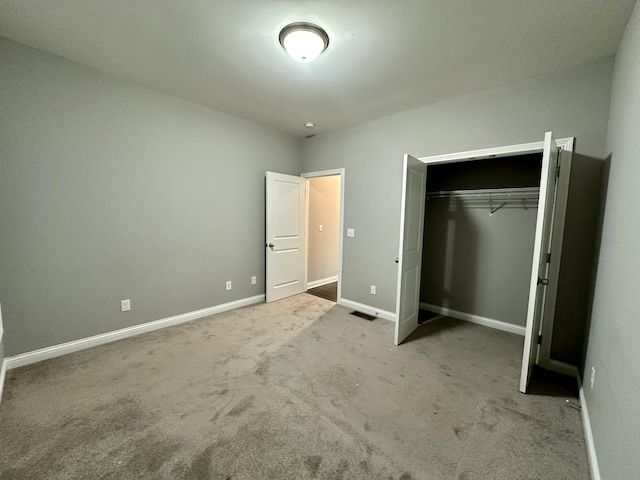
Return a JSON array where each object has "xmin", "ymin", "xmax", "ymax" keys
[{"xmin": 120, "ymin": 299, "xmax": 131, "ymax": 312}]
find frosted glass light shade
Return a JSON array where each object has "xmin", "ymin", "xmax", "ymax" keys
[{"xmin": 279, "ymin": 23, "xmax": 329, "ymax": 63}]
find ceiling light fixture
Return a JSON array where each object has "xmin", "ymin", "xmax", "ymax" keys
[{"xmin": 279, "ymin": 22, "xmax": 329, "ymax": 63}]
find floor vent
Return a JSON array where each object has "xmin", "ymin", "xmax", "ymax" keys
[{"xmin": 350, "ymin": 311, "xmax": 376, "ymax": 321}]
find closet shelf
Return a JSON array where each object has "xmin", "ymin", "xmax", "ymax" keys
[{"xmin": 427, "ymin": 186, "xmax": 540, "ymax": 200}]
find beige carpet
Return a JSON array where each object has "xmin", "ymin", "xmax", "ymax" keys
[{"xmin": 0, "ymin": 294, "xmax": 590, "ymax": 479}]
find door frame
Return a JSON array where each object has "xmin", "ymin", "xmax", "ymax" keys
[
  {"xmin": 412, "ymin": 137, "xmax": 574, "ymax": 376},
  {"xmin": 301, "ymin": 168, "xmax": 345, "ymax": 304}
]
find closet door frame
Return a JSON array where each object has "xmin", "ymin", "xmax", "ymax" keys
[{"xmin": 415, "ymin": 136, "xmax": 574, "ymax": 378}]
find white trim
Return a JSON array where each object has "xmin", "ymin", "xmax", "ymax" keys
[
  {"xmin": 303, "ymin": 176, "xmax": 310, "ymax": 294},
  {"xmin": 416, "ymin": 135, "xmax": 574, "ymax": 390},
  {"xmin": 578, "ymin": 376, "xmax": 601, "ymax": 480},
  {"xmin": 301, "ymin": 168, "xmax": 345, "ymax": 305},
  {"xmin": 416, "ymin": 137, "xmax": 573, "ymax": 165},
  {"xmin": 5, "ymin": 295, "xmax": 265, "ymax": 370},
  {"xmin": 539, "ymin": 138, "xmax": 574, "ymax": 369},
  {"xmin": 339, "ymin": 298, "xmax": 397, "ymax": 322},
  {"xmin": 0, "ymin": 358, "xmax": 6, "ymax": 410},
  {"xmin": 420, "ymin": 303, "xmax": 526, "ymax": 336},
  {"xmin": 545, "ymin": 358, "xmax": 579, "ymax": 378},
  {"xmin": 307, "ymin": 276, "xmax": 338, "ymax": 289},
  {"xmin": 301, "ymin": 169, "xmax": 344, "ymax": 178}
]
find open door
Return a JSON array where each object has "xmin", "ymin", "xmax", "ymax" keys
[
  {"xmin": 520, "ymin": 132, "xmax": 560, "ymax": 393},
  {"xmin": 395, "ymin": 154, "xmax": 427, "ymax": 345},
  {"xmin": 266, "ymin": 172, "xmax": 305, "ymax": 302}
]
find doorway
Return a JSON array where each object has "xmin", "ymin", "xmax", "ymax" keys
[
  {"xmin": 265, "ymin": 169, "xmax": 345, "ymax": 304},
  {"xmin": 302, "ymin": 170, "xmax": 344, "ymax": 303}
]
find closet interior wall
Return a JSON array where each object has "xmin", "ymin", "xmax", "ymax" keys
[{"xmin": 420, "ymin": 154, "xmax": 543, "ymax": 329}]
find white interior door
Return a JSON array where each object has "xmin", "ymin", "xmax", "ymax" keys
[
  {"xmin": 266, "ymin": 172, "xmax": 305, "ymax": 302},
  {"xmin": 395, "ymin": 154, "xmax": 427, "ymax": 345},
  {"xmin": 520, "ymin": 132, "xmax": 559, "ymax": 393}
]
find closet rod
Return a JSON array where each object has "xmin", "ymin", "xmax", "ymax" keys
[{"xmin": 427, "ymin": 186, "xmax": 540, "ymax": 199}]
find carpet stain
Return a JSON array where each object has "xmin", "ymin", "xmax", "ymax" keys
[
  {"xmin": 227, "ymin": 395, "xmax": 255, "ymax": 416},
  {"xmin": 453, "ymin": 423, "xmax": 471, "ymax": 440},
  {"xmin": 184, "ymin": 445, "xmax": 215, "ymax": 479},
  {"xmin": 333, "ymin": 458, "xmax": 349, "ymax": 479},
  {"xmin": 0, "ymin": 395, "xmax": 158, "ymax": 479},
  {"xmin": 304, "ymin": 455, "xmax": 322, "ymax": 476},
  {"xmin": 113, "ymin": 432, "xmax": 182, "ymax": 475},
  {"xmin": 399, "ymin": 473, "xmax": 414, "ymax": 480},
  {"xmin": 254, "ymin": 358, "xmax": 270, "ymax": 376},
  {"xmin": 364, "ymin": 421, "xmax": 372, "ymax": 431}
]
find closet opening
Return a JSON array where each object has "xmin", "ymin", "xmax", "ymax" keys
[
  {"xmin": 395, "ymin": 134, "xmax": 575, "ymax": 392},
  {"xmin": 420, "ymin": 154, "xmax": 543, "ymax": 336}
]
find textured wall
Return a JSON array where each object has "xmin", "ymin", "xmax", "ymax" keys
[
  {"xmin": 302, "ymin": 58, "xmax": 613, "ymax": 316},
  {"xmin": 583, "ymin": 1, "xmax": 640, "ymax": 477},
  {"xmin": 0, "ymin": 37, "xmax": 301, "ymax": 356}
]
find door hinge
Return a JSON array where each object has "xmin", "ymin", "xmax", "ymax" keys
[
  {"xmin": 555, "ymin": 165, "xmax": 560, "ymax": 178},
  {"xmin": 537, "ymin": 334, "xmax": 543, "ymax": 345},
  {"xmin": 546, "ymin": 253, "xmax": 551, "ymax": 264}
]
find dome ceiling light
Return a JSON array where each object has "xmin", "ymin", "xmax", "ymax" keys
[{"xmin": 279, "ymin": 22, "xmax": 329, "ymax": 63}]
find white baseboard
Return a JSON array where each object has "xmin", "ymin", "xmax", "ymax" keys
[
  {"xmin": 420, "ymin": 303, "xmax": 526, "ymax": 336},
  {"xmin": 339, "ymin": 298, "xmax": 397, "ymax": 322},
  {"xmin": 5, "ymin": 294, "xmax": 265, "ymax": 370},
  {"xmin": 307, "ymin": 276, "xmax": 338, "ymax": 289},
  {"xmin": 0, "ymin": 358, "xmax": 6, "ymax": 410},
  {"xmin": 578, "ymin": 376, "xmax": 601, "ymax": 480}
]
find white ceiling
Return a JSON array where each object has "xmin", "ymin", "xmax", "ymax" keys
[{"xmin": 0, "ymin": 1, "xmax": 636, "ymax": 137}]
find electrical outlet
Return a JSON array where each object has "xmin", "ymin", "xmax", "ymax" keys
[
  {"xmin": 251, "ymin": 276, "xmax": 257, "ymax": 285},
  {"xmin": 226, "ymin": 281, "xmax": 232, "ymax": 291},
  {"xmin": 347, "ymin": 228, "xmax": 355, "ymax": 237},
  {"xmin": 590, "ymin": 366, "xmax": 596, "ymax": 389},
  {"xmin": 120, "ymin": 299, "xmax": 131, "ymax": 312},
  {"xmin": 370, "ymin": 285, "xmax": 376, "ymax": 295}
]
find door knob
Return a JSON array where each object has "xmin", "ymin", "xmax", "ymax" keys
[
  {"xmin": 268, "ymin": 243, "xmax": 275, "ymax": 248},
  {"xmin": 395, "ymin": 258, "xmax": 399, "ymax": 263},
  {"xmin": 538, "ymin": 277, "xmax": 549, "ymax": 286}
]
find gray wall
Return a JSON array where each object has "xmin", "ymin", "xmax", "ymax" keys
[
  {"xmin": 551, "ymin": 155, "xmax": 605, "ymax": 365},
  {"xmin": 307, "ymin": 176, "xmax": 340, "ymax": 284},
  {"xmin": 302, "ymin": 57, "xmax": 613, "ymax": 315},
  {"xmin": 0, "ymin": 37, "xmax": 301, "ymax": 356},
  {"xmin": 583, "ymin": 2, "xmax": 640, "ymax": 477},
  {"xmin": 421, "ymin": 156, "xmax": 542, "ymax": 326}
]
